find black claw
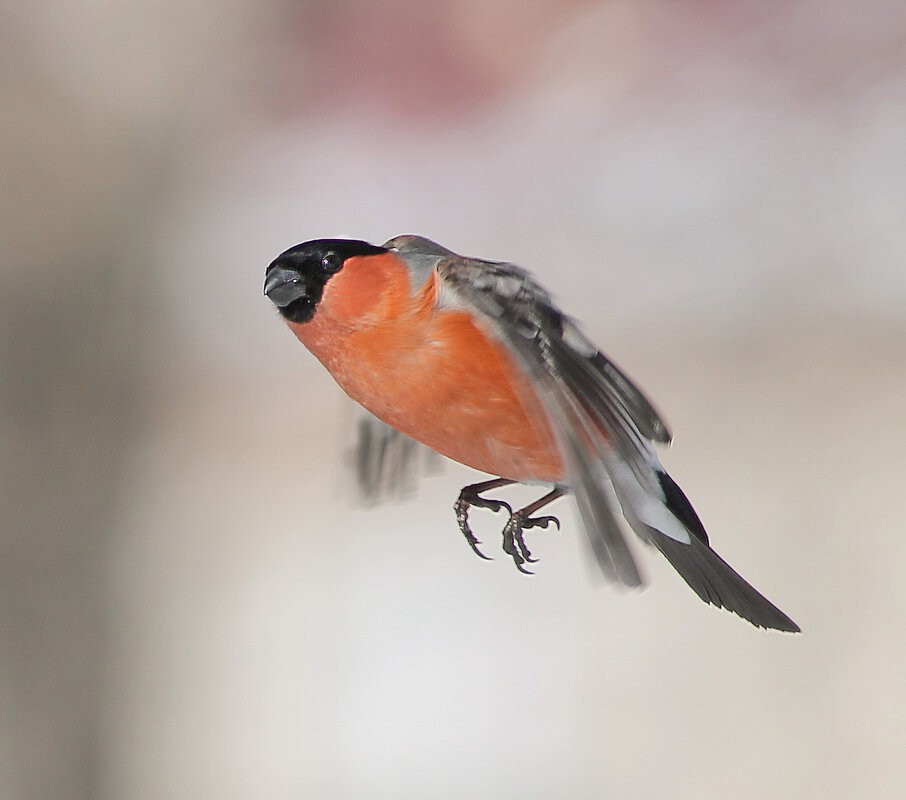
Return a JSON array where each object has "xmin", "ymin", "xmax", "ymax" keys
[
  {"xmin": 478, "ymin": 498, "xmax": 513, "ymax": 516},
  {"xmin": 501, "ymin": 509, "xmax": 564, "ymax": 573},
  {"xmin": 454, "ymin": 482, "xmax": 565, "ymax": 574},
  {"xmin": 454, "ymin": 501, "xmax": 493, "ymax": 560},
  {"xmin": 503, "ymin": 519, "xmax": 533, "ymax": 563},
  {"xmin": 455, "ymin": 480, "xmax": 515, "ymax": 562},
  {"xmin": 523, "ymin": 514, "xmax": 561, "ymax": 531},
  {"xmin": 466, "ymin": 532, "xmax": 493, "ymax": 561},
  {"xmin": 501, "ymin": 526, "xmax": 534, "ymax": 574},
  {"xmin": 514, "ymin": 529, "xmax": 538, "ymax": 563}
]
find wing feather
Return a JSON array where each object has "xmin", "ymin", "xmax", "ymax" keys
[
  {"xmin": 351, "ymin": 408, "xmax": 439, "ymax": 503},
  {"xmin": 433, "ymin": 253, "xmax": 659, "ymax": 584}
]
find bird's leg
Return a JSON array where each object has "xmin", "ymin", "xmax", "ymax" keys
[
  {"xmin": 501, "ymin": 487, "xmax": 566, "ymax": 574},
  {"xmin": 454, "ymin": 478, "xmax": 515, "ymax": 560}
]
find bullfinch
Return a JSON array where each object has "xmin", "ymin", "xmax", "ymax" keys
[{"xmin": 264, "ymin": 235, "xmax": 799, "ymax": 632}]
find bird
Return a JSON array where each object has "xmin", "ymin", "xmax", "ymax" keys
[{"xmin": 264, "ymin": 235, "xmax": 799, "ymax": 632}]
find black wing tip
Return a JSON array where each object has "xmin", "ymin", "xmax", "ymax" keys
[
  {"xmin": 590, "ymin": 352, "xmax": 673, "ymax": 444},
  {"xmin": 654, "ymin": 423, "xmax": 673, "ymax": 445}
]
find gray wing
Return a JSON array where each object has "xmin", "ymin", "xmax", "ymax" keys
[
  {"xmin": 431, "ymin": 251, "xmax": 668, "ymax": 586},
  {"xmin": 350, "ymin": 407, "xmax": 441, "ymax": 504}
]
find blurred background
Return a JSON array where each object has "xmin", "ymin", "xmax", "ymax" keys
[{"xmin": 3, "ymin": 0, "xmax": 905, "ymax": 797}]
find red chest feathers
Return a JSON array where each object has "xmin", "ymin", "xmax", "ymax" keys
[{"xmin": 287, "ymin": 258, "xmax": 564, "ymax": 483}]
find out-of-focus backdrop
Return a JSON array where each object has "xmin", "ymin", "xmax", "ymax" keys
[{"xmin": 3, "ymin": 1, "xmax": 905, "ymax": 797}]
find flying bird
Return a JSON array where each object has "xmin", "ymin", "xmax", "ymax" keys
[{"xmin": 264, "ymin": 235, "xmax": 799, "ymax": 632}]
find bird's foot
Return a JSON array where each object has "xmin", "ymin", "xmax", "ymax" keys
[
  {"xmin": 454, "ymin": 479, "xmax": 515, "ymax": 560},
  {"xmin": 501, "ymin": 511, "xmax": 561, "ymax": 574}
]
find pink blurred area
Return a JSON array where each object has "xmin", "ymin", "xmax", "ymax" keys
[{"xmin": 3, "ymin": 1, "xmax": 906, "ymax": 798}]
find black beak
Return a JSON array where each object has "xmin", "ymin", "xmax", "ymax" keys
[{"xmin": 263, "ymin": 266, "xmax": 308, "ymax": 308}]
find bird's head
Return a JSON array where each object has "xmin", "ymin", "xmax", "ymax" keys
[{"xmin": 264, "ymin": 239, "xmax": 387, "ymax": 324}]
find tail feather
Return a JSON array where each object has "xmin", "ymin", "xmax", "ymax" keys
[
  {"xmin": 651, "ymin": 531, "xmax": 800, "ymax": 632},
  {"xmin": 613, "ymin": 468, "xmax": 799, "ymax": 632}
]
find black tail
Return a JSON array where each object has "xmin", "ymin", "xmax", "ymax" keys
[
  {"xmin": 651, "ymin": 531, "xmax": 800, "ymax": 632},
  {"xmin": 652, "ymin": 472, "xmax": 799, "ymax": 632}
]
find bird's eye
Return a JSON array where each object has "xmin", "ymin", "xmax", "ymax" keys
[{"xmin": 321, "ymin": 252, "xmax": 342, "ymax": 274}]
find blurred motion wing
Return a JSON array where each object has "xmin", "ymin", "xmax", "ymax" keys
[{"xmin": 350, "ymin": 407, "xmax": 441, "ymax": 504}]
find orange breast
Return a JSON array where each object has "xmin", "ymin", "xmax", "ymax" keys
[{"xmin": 288, "ymin": 257, "xmax": 565, "ymax": 483}]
